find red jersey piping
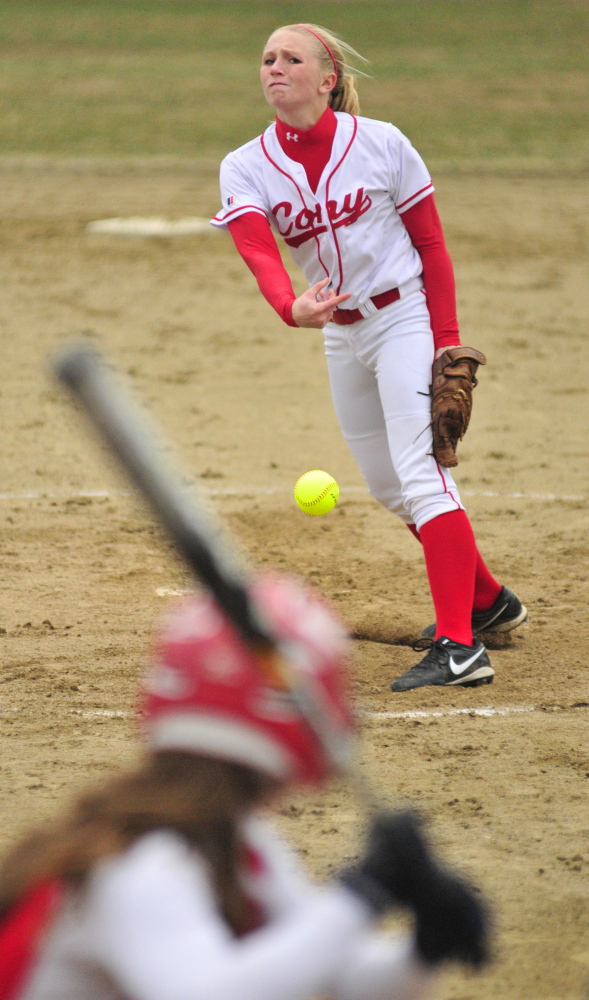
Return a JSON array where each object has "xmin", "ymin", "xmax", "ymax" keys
[
  {"xmin": 396, "ymin": 181, "xmax": 434, "ymax": 212},
  {"xmin": 324, "ymin": 116, "xmax": 359, "ymax": 295},
  {"xmin": 260, "ymin": 132, "xmax": 330, "ymax": 280},
  {"xmin": 213, "ymin": 204, "xmax": 267, "ymax": 223}
]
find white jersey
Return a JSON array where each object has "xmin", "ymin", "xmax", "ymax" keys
[
  {"xmin": 211, "ymin": 113, "xmax": 433, "ymax": 311},
  {"xmin": 21, "ymin": 818, "xmax": 433, "ymax": 1000}
]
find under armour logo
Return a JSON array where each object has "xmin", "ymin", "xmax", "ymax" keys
[{"xmin": 286, "ymin": 132, "xmax": 299, "ymax": 142}]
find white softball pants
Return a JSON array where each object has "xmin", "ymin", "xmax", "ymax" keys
[{"xmin": 323, "ymin": 287, "xmax": 464, "ymax": 531}]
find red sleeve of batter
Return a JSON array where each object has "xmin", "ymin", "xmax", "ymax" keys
[
  {"xmin": 401, "ymin": 194, "xmax": 460, "ymax": 350},
  {"xmin": 227, "ymin": 213, "xmax": 297, "ymax": 327}
]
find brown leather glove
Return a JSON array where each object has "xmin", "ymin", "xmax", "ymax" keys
[{"xmin": 431, "ymin": 347, "xmax": 486, "ymax": 467}]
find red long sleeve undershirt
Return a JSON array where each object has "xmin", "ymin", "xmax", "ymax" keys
[
  {"xmin": 226, "ymin": 107, "xmax": 460, "ymax": 346},
  {"xmin": 228, "ymin": 212, "xmax": 299, "ymax": 326},
  {"xmin": 403, "ymin": 194, "xmax": 460, "ymax": 348}
]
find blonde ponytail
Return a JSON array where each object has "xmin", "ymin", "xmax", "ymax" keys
[
  {"xmin": 282, "ymin": 23, "xmax": 369, "ymax": 116},
  {"xmin": 330, "ymin": 72, "xmax": 360, "ymax": 115}
]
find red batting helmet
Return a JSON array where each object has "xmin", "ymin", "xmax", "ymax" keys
[{"xmin": 140, "ymin": 574, "xmax": 354, "ymax": 785}]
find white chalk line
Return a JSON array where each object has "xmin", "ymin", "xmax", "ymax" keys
[
  {"xmin": 71, "ymin": 709, "xmax": 128, "ymax": 718},
  {"xmin": 0, "ymin": 707, "xmax": 129, "ymax": 718},
  {"xmin": 1, "ymin": 704, "xmax": 587, "ymax": 722},
  {"xmin": 366, "ymin": 703, "xmax": 589, "ymax": 721},
  {"xmin": 366, "ymin": 706, "xmax": 534, "ymax": 720},
  {"xmin": 87, "ymin": 216, "xmax": 213, "ymax": 237},
  {"xmin": 0, "ymin": 488, "xmax": 585, "ymax": 502}
]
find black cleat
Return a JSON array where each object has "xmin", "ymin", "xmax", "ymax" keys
[
  {"xmin": 420, "ymin": 586, "xmax": 527, "ymax": 641},
  {"xmin": 390, "ymin": 637, "xmax": 495, "ymax": 692}
]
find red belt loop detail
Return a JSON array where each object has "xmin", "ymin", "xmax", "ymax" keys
[{"xmin": 331, "ymin": 286, "xmax": 401, "ymax": 326}]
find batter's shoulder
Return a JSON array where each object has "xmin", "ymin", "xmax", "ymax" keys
[{"xmin": 88, "ymin": 829, "xmax": 217, "ymax": 908}]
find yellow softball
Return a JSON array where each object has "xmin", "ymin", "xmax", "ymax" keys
[{"xmin": 294, "ymin": 470, "xmax": 339, "ymax": 516}]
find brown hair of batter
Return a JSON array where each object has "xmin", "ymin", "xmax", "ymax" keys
[
  {"xmin": 0, "ymin": 751, "xmax": 276, "ymax": 936},
  {"xmin": 280, "ymin": 23, "xmax": 369, "ymax": 116}
]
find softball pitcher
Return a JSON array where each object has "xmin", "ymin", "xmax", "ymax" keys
[
  {"xmin": 211, "ymin": 22, "xmax": 527, "ymax": 692},
  {"xmin": 0, "ymin": 577, "xmax": 488, "ymax": 1000}
]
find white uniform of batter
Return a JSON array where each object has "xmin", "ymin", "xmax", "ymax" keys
[
  {"xmin": 21, "ymin": 818, "xmax": 433, "ymax": 1000},
  {"xmin": 212, "ymin": 114, "xmax": 463, "ymax": 531}
]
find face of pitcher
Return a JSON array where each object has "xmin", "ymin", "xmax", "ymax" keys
[{"xmin": 260, "ymin": 29, "xmax": 336, "ymax": 120}]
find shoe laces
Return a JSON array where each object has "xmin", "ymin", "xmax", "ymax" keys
[
  {"xmin": 410, "ymin": 637, "xmax": 449, "ymax": 668},
  {"xmin": 412, "ymin": 637, "xmax": 434, "ymax": 653}
]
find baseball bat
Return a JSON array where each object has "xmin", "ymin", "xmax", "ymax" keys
[{"xmin": 54, "ymin": 347, "xmax": 356, "ymax": 780}]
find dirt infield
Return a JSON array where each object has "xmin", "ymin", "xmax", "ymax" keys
[{"xmin": 1, "ymin": 158, "xmax": 589, "ymax": 998}]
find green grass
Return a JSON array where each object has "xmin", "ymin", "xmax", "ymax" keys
[{"xmin": 1, "ymin": 0, "xmax": 588, "ymax": 161}]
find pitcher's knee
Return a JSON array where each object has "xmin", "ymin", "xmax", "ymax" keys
[
  {"xmin": 408, "ymin": 493, "xmax": 464, "ymax": 532},
  {"xmin": 367, "ymin": 485, "xmax": 410, "ymax": 522}
]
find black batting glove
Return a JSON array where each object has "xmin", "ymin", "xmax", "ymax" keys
[
  {"xmin": 412, "ymin": 864, "xmax": 489, "ymax": 968},
  {"xmin": 349, "ymin": 810, "xmax": 490, "ymax": 968}
]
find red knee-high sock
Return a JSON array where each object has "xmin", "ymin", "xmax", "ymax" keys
[
  {"xmin": 418, "ymin": 510, "xmax": 477, "ymax": 645},
  {"xmin": 407, "ymin": 522, "xmax": 501, "ymax": 614},
  {"xmin": 471, "ymin": 554, "xmax": 501, "ymax": 611}
]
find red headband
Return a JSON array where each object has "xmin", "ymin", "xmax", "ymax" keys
[{"xmin": 295, "ymin": 24, "xmax": 339, "ymax": 77}]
